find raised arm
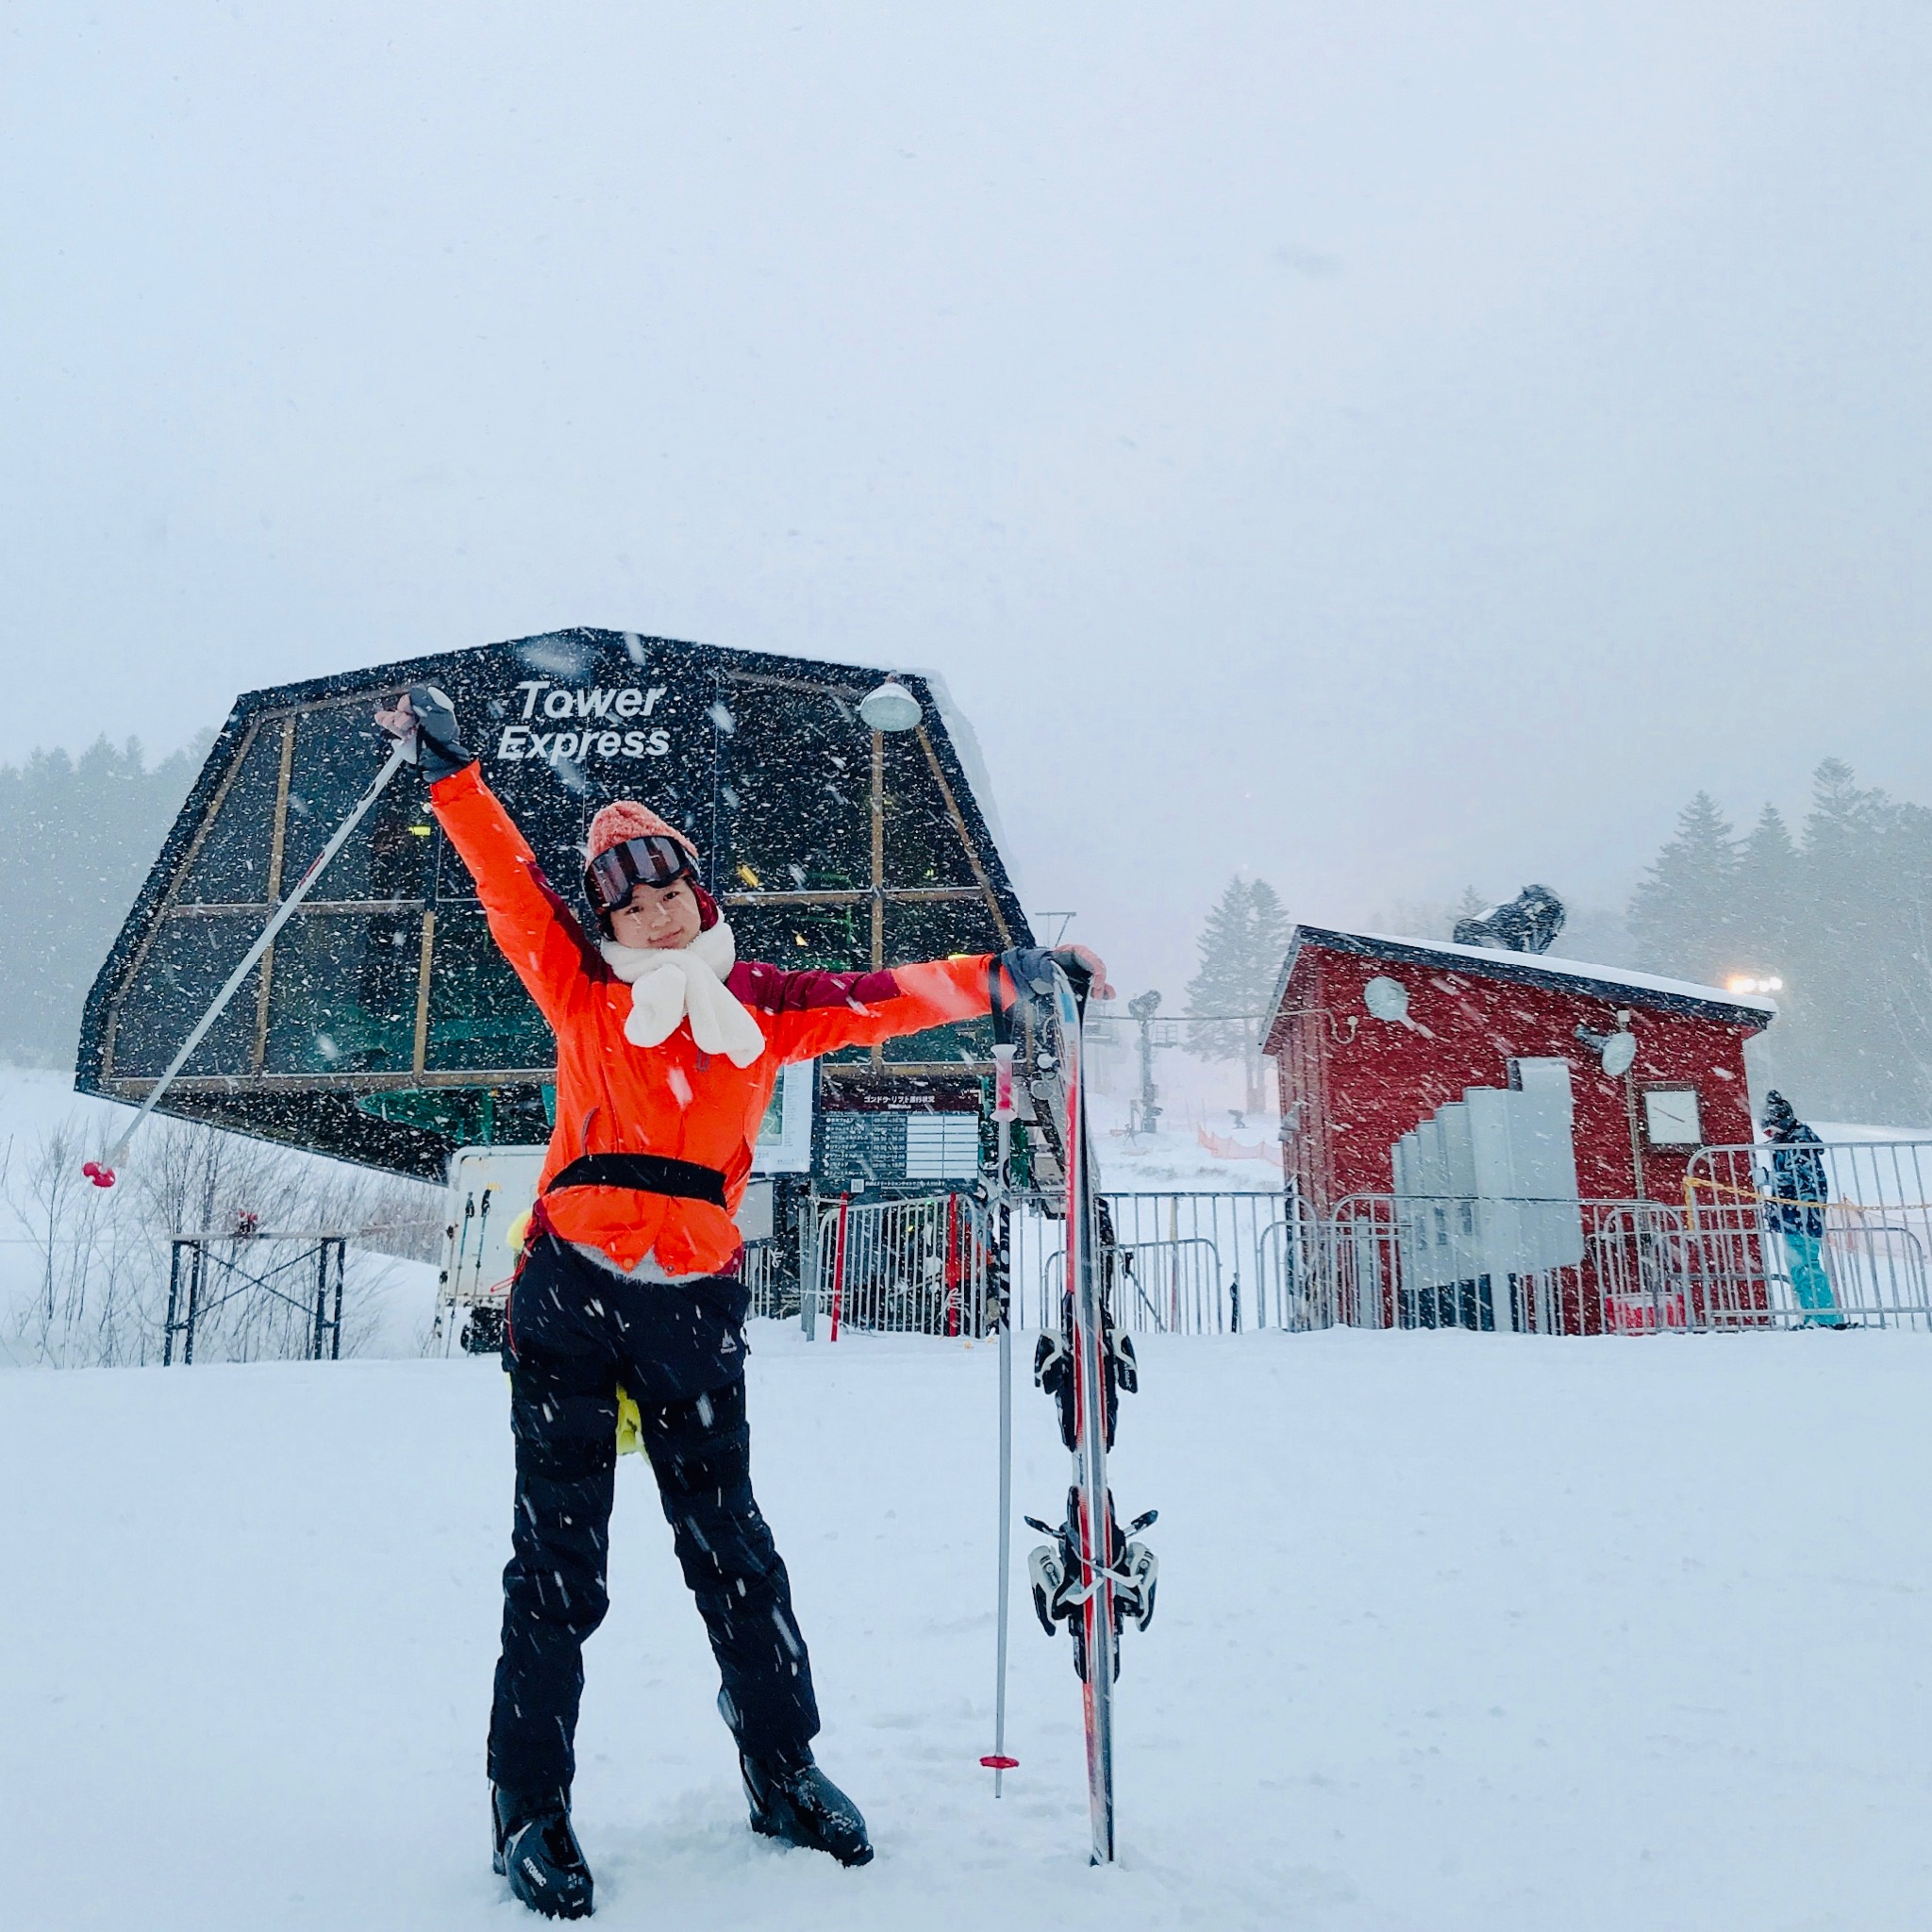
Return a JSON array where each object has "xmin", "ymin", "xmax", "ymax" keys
[
  {"xmin": 427, "ymin": 763, "xmax": 601, "ymax": 1029},
  {"xmin": 376, "ymin": 691, "xmax": 597, "ymax": 1030},
  {"xmin": 734, "ymin": 945, "xmax": 1112, "ymax": 1065},
  {"xmin": 730, "ymin": 957, "xmax": 994, "ymax": 1064}
]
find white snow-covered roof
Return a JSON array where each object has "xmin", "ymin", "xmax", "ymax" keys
[
  {"xmin": 1269, "ymin": 924, "xmax": 1778, "ymax": 1036},
  {"xmin": 1356, "ymin": 931, "xmax": 1778, "ymax": 1013}
]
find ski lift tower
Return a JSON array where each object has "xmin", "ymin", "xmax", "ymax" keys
[{"xmin": 1127, "ymin": 991, "xmax": 1164, "ymax": 1134}]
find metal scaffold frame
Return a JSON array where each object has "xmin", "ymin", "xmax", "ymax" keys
[{"xmin": 163, "ymin": 1229, "xmax": 351, "ymax": 1365}]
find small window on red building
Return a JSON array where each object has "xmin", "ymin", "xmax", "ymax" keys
[{"xmin": 1642, "ymin": 1087, "xmax": 1702, "ymax": 1146}]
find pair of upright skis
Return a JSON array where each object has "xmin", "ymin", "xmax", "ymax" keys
[{"xmin": 989, "ymin": 959, "xmax": 1158, "ymax": 1866}]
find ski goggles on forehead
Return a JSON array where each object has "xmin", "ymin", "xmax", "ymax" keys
[{"xmin": 587, "ymin": 834, "xmax": 693, "ymax": 912}]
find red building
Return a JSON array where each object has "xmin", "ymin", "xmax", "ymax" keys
[{"xmin": 1262, "ymin": 927, "xmax": 1775, "ymax": 1221}]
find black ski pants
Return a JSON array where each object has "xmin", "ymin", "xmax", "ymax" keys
[{"xmin": 487, "ymin": 1235, "xmax": 819, "ymax": 1796}]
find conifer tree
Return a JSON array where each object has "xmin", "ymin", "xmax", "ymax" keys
[
  {"xmin": 1627, "ymin": 791, "xmax": 1740, "ymax": 982},
  {"xmin": 1624, "ymin": 761, "xmax": 1932, "ymax": 1125},
  {"xmin": 0, "ymin": 733, "xmax": 208, "ymax": 1064},
  {"xmin": 1736, "ymin": 804, "xmax": 1797, "ymax": 968},
  {"xmin": 1787, "ymin": 759, "xmax": 1926, "ymax": 1122},
  {"xmin": 1874, "ymin": 800, "xmax": 1932, "ymax": 1112},
  {"xmin": 1186, "ymin": 875, "xmax": 1294, "ymax": 1112}
]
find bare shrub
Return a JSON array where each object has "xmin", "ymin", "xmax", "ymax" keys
[{"xmin": 1, "ymin": 1113, "xmax": 442, "ymax": 1367}]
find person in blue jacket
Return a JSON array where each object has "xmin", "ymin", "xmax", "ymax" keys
[{"xmin": 1760, "ymin": 1091, "xmax": 1840, "ymax": 1326}]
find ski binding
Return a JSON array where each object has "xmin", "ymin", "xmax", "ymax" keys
[{"xmin": 1024, "ymin": 1496, "xmax": 1158, "ymax": 1679}]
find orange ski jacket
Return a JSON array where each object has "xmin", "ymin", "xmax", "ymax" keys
[{"xmin": 429, "ymin": 761, "xmax": 998, "ymax": 1276}]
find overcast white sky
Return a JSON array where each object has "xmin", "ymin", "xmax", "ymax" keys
[{"xmin": 5, "ymin": 4, "xmax": 1929, "ymax": 998}]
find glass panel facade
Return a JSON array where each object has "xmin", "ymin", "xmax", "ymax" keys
[
  {"xmin": 878, "ymin": 1013, "xmax": 995, "ymax": 1065},
  {"xmin": 880, "ymin": 897, "xmax": 1002, "ymax": 1063},
  {"xmin": 729, "ymin": 900, "xmax": 871, "ymax": 975},
  {"xmin": 476, "ymin": 637, "xmax": 724, "ymax": 892},
  {"xmin": 880, "ymin": 731, "xmax": 977, "ymax": 887},
  {"xmin": 84, "ymin": 634, "xmax": 1027, "ymax": 1178},
  {"xmin": 109, "ymin": 915, "xmax": 261, "ymax": 1076},
  {"xmin": 178, "ymin": 724, "xmax": 283, "ymax": 904},
  {"xmin": 262, "ymin": 911, "xmax": 420, "ymax": 1074},
  {"xmin": 285, "ymin": 707, "xmax": 436, "ymax": 903},
  {"xmin": 885, "ymin": 893, "xmax": 1004, "ymax": 962},
  {"xmin": 425, "ymin": 908, "xmax": 555, "ymax": 1071},
  {"xmin": 354, "ymin": 1083, "xmax": 554, "ymax": 1144},
  {"xmin": 714, "ymin": 680, "xmax": 872, "ymax": 894}
]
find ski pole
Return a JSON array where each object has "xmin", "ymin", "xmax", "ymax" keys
[
  {"xmin": 84, "ymin": 740, "xmax": 411, "ymax": 1188},
  {"xmin": 981, "ymin": 1041, "xmax": 1019, "ymax": 1792}
]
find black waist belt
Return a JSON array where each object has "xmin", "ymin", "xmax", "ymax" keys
[{"xmin": 545, "ymin": 1153, "xmax": 729, "ymax": 1210}]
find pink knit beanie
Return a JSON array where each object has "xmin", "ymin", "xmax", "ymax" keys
[
  {"xmin": 582, "ymin": 800, "xmax": 716, "ymax": 932},
  {"xmin": 585, "ymin": 800, "xmax": 700, "ymax": 865}
]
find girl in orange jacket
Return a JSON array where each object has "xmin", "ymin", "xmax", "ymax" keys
[{"xmin": 377, "ymin": 687, "xmax": 1104, "ymax": 1919}]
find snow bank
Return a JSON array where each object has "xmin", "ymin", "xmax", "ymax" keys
[{"xmin": 6, "ymin": 1325, "xmax": 1931, "ymax": 1929}]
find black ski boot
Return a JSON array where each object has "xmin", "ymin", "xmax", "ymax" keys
[
  {"xmin": 492, "ymin": 1785, "xmax": 594, "ymax": 1920},
  {"xmin": 741, "ymin": 1749, "xmax": 874, "ymax": 1866}
]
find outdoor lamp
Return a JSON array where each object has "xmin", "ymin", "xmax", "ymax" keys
[{"xmin": 858, "ymin": 677, "xmax": 923, "ymax": 732}]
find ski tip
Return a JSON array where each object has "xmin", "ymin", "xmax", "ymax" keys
[
  {"xmin": 979, "ymin": 1755, "xmax": 1019, "ymax": 1771},
  {"xmin": 81, "ymin": 1160, "xmax": 116, "ymax": 1190}
]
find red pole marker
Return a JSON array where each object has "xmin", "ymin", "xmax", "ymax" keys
[
  {"xmin": 82, "ymin": 1161, "xmax": 116, "ymax": 1190},
  {"xmin": 979, "ymin": 1755, "xmax": 1019, "ymax": 1771},
  {"xmin": 829, "ymin": 1191, "xmax": 849, "ymax": 1343}
]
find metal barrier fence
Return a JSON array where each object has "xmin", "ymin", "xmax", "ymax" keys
[
  {"xmin": 787, "ymin": 1190, "xmax": 1291, "ymax": 1341},
  {"xmin": 774, "ymin": 1146, "xmax": 1932, "ymax": 1344},
  {"xmin": 1012, "ymin": 1191, "xmax": 1293, "ymax": 1336},
  {"xmin": 743, "ymin": 1240, "xmax": 789, "ymax": 1321},
  {"xmin": 1300, "ymin": 1195, "xmax": 1664, "ymax": 1336},
  {"xmin": 1683, "ymin": 1141, "xmax": 1932, "ymax": 1331},
  {"xmin": 1296, "ymin": 1158, "xmax": 1932, "ymax": 1337},
  {"xmin": 1043, "ymin": 1238, "xmax": 1226, "ymax": 1332},
  {"xmin": 805, "ymin": 1192, "xmax": 995, "ymax": 1337},
  {"xmin": 164, "ymin": 1231, "xmax": 349, "ymax": 1365}
]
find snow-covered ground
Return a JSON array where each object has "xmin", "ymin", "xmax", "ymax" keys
[
  {"xmin": 1086, "ymin": 1089, "xmax": 1283, "ymax": 1194},
  {"xmin": 6, "ymin": 1324, "xmax": 1932, "ymax": 1930},
  {"xmin": 0, "ymin": 1063, "xmax": 125, "ymax": 1143}
]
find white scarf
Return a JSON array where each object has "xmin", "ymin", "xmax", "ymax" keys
[{"xmin": 598, "ymin": 919, "xmax": 767, "ymax": 1068}]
